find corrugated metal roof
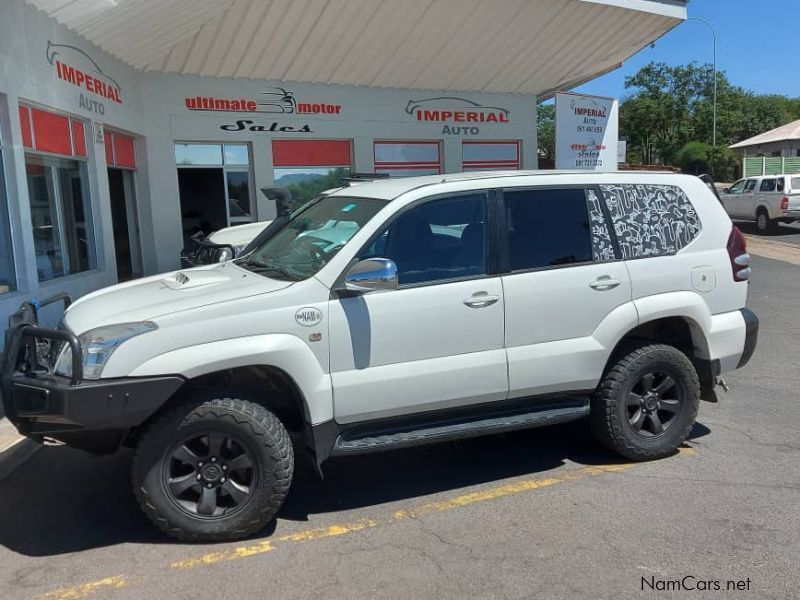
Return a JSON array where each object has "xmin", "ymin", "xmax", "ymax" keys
[
  {"xmin": 25, "ymin": 0, "xmax": 685, "ymax": 96},
  {"xmin": 730, "ymin": 120, "xmax": 800, "ymax": 149}
]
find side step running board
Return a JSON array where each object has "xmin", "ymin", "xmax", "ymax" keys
[{"xmin": 332, "ymin": 398, "xmax": 590, "ymax": 456}]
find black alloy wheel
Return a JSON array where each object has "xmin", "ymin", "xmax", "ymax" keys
[
  {"xmin": 164, "ymin": 432, "xmax": 256, "ymax": 518},
  {"xmin": 625, "ymin": 371, "xmax": 682, "ymax": 437}
]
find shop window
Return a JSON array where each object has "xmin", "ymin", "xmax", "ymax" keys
[
  {"xmin": 0, "ymin": 118, "xmax": 16, "ymax": 294},
  {"xmin": 374, "ymin": 141, "xmax": 441, "ymax": 177},
  {"xmin": 25, "ymin": 154, "xmax": 96, "ymax": 281},
  {"xmin": 105, "ymin": 130, "xmax": 137, "ymax": 168},
  {"xmin": 18, "ymin": 104, "xmax": 95, "ymax": 282},
  {"xmin": 174, "ymin": 143, "xmax": 255, "ymax": 248},
  {"xmin": 462, "ymin": 141, "xmax": 520, "ymax": 171},
  {"xmin": 272, "ymin": 140, "xmax": 352, "ymax": 209}
]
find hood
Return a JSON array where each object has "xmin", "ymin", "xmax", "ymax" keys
[
  {"xmin": 63, "ymin": 262, "xmax": 291, "ymax": 334},
  {"xmin": 207, "ymin": 221, "xmax": 271, "ymax": 247}
]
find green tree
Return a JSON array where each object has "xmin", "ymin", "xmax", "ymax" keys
[
  {"xmin": 676, "ymin": 141, "xmax": 711, "ymax": 174},
  {"xmin": 537, "ymin": 103, "xmax": 555, "ymax": 161}
]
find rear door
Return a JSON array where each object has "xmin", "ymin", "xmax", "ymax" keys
[
  {"xmin": 758, "ymin": 177, "xmax": 778, "ymax": 217},
  {"xmin": 501, "ymin": 187, "xmax": 633, "ymax": 398}
]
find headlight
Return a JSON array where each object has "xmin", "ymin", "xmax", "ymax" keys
[{"xmin": 54, "ymin": 321, "xmax": 158, "ymax": 380}]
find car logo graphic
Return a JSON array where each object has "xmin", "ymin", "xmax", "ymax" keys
[
  {"xmin": 257, "ymin": 87, "xmax": 298, "ymax": 114},
  {"xmin": 46, "ymin": 40, "xmax": 122, "ymax": 92},
  {"xmin": 405, "ymin": 96, "xmax": 510, "ymax": 119}
]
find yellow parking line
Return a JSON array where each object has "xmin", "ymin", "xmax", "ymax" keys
[
  {"xmin": 170, "ymin": 462, "xmax": 640, "ymax": 571},
  {"xmin": 38, "ymin": 447, "xmax": 697, "ymax": 596},
  {"xmin": 36, "ymin": 576, "xmax": 128, "ymax": 600}
]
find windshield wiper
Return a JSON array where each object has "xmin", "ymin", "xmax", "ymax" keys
[{"xmin": 241, "ymin": 260, "xmax": 301, "ymax": 281}]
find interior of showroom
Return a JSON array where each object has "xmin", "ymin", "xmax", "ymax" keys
[{"xmin": 0, "ymin": 0, "xmax": 686, "ymax": 337}]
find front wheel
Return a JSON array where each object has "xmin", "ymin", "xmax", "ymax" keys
[
  {"xmin": 590, "ymin": 343, "xmax": 700, "ymax": 461},
  {"xmin": 132, "ymin": 397, "xmax": 294, "ymax": 542}
]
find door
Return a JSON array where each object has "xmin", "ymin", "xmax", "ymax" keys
[
  {"xmin": 329, "ymin": 192, "xmax": 508, "ymax": 423},
  {"xmin": 107, "ymin": 167, "xmax": 142, "ymax": 281},
  {"xmin": 757, "ymin": 177, "xmax": 779, "ymax": 218},
  {"xmin": 720, "ymin": 179, "xmax": 746, "ymax": 218},
  {"xmin": 732, "ymin": 178, "xmax": 758, "ymax": 219},
  {"xmin": 500, "ymin": 187, "xmax": 633, "ymax": 398}
]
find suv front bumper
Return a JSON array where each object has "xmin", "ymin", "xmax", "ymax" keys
[{"xmin": 1, "ymin": 296, "xmax": 184, "ymax": 453}]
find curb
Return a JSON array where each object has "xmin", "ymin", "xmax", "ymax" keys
[{"xmin": 0, "ymin": 421, "xmax": 41, "ymax": 481}]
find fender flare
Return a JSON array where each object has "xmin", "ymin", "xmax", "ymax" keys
[{"xmin": 129, "ymin": 334, "xmax": 333, "ymax": 425}]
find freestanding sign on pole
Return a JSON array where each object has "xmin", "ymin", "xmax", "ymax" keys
[{"xmin": 555, "ymin": 92, "xmax": 619, "ymax": 171}]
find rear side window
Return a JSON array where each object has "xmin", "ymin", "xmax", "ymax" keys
[
  {"xmin": 777, "ymin": 178, "xmax": 786, "ymax": 192},
  {"xmin": 760, "ymin": 179, "xmax": 777, "ymax": 192},
  {"xmin": 599, "ymin": 184, "xmax": 702, "ymax": 259},
  {"xmin": 744, "ymin": 180, "xmax": 757, "ymax": 192},
  {"xmin": 504, "ymin": 188, "xmax": 612, "ymax": 271}
]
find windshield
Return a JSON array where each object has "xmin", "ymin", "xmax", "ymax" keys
[{"xmin": 238, "ymin": 196, "xmax": 386, "ymax": 280}]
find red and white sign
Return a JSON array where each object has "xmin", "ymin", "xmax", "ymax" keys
[
  {"xmin": 555, "ymin": 92, "xmax": 619, "ymax": 172},
  {"xmin": 405, "ymin": 97, "xmax": 511, "ymax": 124},
  {"xmin": 185, "ymin": 87, "xmax": 342, "ymax": 116},
  {"xmin": 47, "ymin": 41, "xmax": 123, "ymax": 104}
]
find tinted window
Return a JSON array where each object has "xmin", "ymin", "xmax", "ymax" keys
[
  {"xmin": 777, "ymin": 178, "xmax": 786, "ymax": 192},
  {"xmin": 760, "ymin": 179, "xmax": 777, "ymax": 192},
  {"xmin": 505, "ymin": 188, "xmax": 593, "ymax": 271},
  {"xmin": 744, "ymin": 180, "xmax": 757, "ymax": 192},
  {"xmin": 599, "ymin": 184, "xmax": 702, "ymax": 259},
  {"xmin": 364, "ymin": 194, "xmax": 487, "ymax": 285}
]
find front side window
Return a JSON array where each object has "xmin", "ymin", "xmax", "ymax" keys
[
  {"xmin": 241, "ymin": 196, "xmax": 385, "ymax": 281},
  {"xmin": 505, "ymin": 188, "xmax": 594, "ymax": 271},
  {"xmin": 25, "ymin": 154, "xmax": 96, "ymax": 281},
  {"xmin": 728, "ymin": 180, "xmax": 745, "ymax": 194},
  {"xmin": 599, "ymin": 184, "xmax": 702, "ymax": 259},
  {"xmin": 362, "ymin": 194, "xmax": 487, "ymax": 286}
]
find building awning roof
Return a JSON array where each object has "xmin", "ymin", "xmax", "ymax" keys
[
  {"xmin": 26, "ymin": 0, "xmax": 685, "ymax": 97},
  {"xmin": 730, "ymin": 119, "xmax": 800, "ymax": 149}
]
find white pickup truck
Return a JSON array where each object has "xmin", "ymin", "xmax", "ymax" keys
[{"xmin": 719, "ymin": 174, "xmax": 800, "ymax": 233}]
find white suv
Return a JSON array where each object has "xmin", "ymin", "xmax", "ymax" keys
[{"xmin": 1, "ymin": 171, "xmax": 759, "ymax": 541}]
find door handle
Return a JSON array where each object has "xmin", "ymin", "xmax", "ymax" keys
[
  {"xmin": 463, "ymin": 292, "xmax": 500, "ymax": 308},
  {"xmin": 589, "ymin": 276, "xmax": 622, "ymax": 291}
]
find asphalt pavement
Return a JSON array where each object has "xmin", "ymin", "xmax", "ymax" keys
[{"xmin": 0, "ymin": 251, "xmax": 798, "ymax": 600}]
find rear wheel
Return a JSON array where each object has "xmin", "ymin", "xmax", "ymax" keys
[
  {"xmin": 132, "ymin": 396, "xmax": 294, "ymax": 542},
  {"xmin": 590, "ymin": 343, "xmax": 699, "ymax": 461},
  {"xmin": 756, "ymin": 208, "xmax": 777, "ymax": 234}
]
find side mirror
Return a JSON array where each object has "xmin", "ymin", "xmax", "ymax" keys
[{"xmin": 344, "ymin": 258, "xmax": 398, "ymax": 293}]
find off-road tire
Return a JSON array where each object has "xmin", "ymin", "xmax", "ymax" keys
[
  {"xmin": 590, "ymin": 343, "xmax": 700, "ymax": 461},
  {"xmin": 132, "ymin": 396, "xmax": 294, "ymax": 542}
]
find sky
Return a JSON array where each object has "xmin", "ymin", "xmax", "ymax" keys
[{"xmin": 574, "ymin": 0, "xmax": 800, "ymax": 100}]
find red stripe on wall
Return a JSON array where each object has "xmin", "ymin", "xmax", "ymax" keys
[
  {"xmin": 19, "ymin": 106, "xmax": 33, "ymax": 148},
  {"xmin": 272, "ymin": 139, "xmax": 352, "ymax": 167},
  {"xmin": 71, "ymin": 119, "xmax": 87, "ymax": 157},
  {"xmin": 31, "ymin": 108, "xmax": 72, "ymax": 156},
  {"xmin": 113, "ymin": 133, "xmax": 136, "ymax": 168}
]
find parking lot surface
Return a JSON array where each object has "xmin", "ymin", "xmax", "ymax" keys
[{"xmin": 0, "ymin": 252, "xmax": 798, "ymax": 600}]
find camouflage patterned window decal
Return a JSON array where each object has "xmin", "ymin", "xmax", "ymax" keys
[
  {"xmin": 586, "ymin": 189, "xmax": 616, "ymax": 262},
  {"xmin": 599, "ymin": 184, "xmax": 702, "ymax": 259}
]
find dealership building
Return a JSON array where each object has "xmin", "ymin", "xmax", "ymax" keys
[{"xmin": 0, "ymin": 0, "xmax": 685, "ymax": 333}]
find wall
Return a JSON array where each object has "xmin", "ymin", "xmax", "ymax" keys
[
  {"xmin": 0, "ymin": 0, "xmax": 146, "ymax": 339},
  {"xmin": 141, "ymin": 75, "xmax": 537, "ymax": 273}
]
